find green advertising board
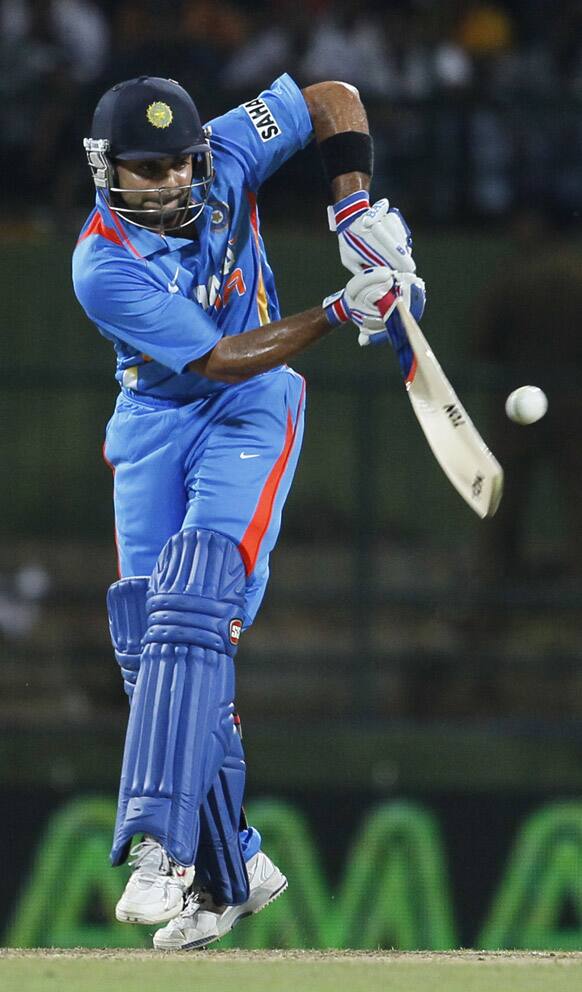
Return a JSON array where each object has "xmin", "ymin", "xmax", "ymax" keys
[{"xmin": 6, "ymin": 797, "xmax": 582, "ymax": 950}]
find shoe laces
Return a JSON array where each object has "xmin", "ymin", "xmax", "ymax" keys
[
  {"xmin": 128, "ymin": 836, "xmax": 171, "ymax": 878},
  {"xmin": 181, "ymin": 887, "xmax": 217, "ymax": 919}
]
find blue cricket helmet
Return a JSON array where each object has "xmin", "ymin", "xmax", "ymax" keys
[
  {"xmin": 90, "ymin": 76, "xmax": 210, "ymax": 160},
  {"xmin": 84, "ymin": 76, "xmax": 213, "ymax": 232}
]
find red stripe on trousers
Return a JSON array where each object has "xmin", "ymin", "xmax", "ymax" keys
[{"xmin": 239, "ymin": 383, "xmax": 305, "ymax": 576}]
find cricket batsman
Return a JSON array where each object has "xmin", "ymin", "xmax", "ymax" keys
[{"xmin": 72, "ymin": 72, "xmax": 425, "ymax": 950}]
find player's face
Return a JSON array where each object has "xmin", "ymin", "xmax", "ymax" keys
[{"xmin": 115, "ymin": 155, "xmax": 193, "ymax": 231}]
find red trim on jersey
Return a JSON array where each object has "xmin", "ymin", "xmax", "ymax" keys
[
  {"xmin": 246, "ymin": 190, "xmax": 270, "ymax": 325},
  {"xmin": 247, "ymin": 190, "xmax": 258, "ymax": 235},
  {"xmin": 78, "ymin": 212, "xmax": 123, "ymax": 247},
  {"xmin": 239, "ymin": 380, "xmax": 306, "ymax": 576},
  {"xmin": 78, "ymin": 210, "xmax": 141, "ymax": 258},
  {"xmin": 107, "ymin": 206, "xmax": 142, "ymax": 258}
]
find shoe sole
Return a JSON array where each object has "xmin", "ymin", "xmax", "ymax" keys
[
  {"xmin": 116, "ymin": 904, "xmax": 184, "ymax": 926},
  {"xmin": 156, "ymin": 876, "xmax": 288, "ymax": 951}
]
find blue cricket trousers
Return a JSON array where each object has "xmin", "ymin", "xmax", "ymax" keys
[{"xmin": 104, "ymin": 366, "xmax": 306, "ymax": 627}]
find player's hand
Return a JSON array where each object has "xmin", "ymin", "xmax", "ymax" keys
[
  {"xmin": 322, "ymin": 268, "xmax": 426, "ymax": 380},
  {"xmin": 358, "ymin": 271, "xmax": 426, "ymax": 380},
  {"xmin": 329, "ymin": 192, "xmax": 416, "ymax": 276},
  {"xmin": 322, "ymin": 266, "xmax": 397, "ymax": 327},
  {"xmin": 357, "ymin": 271, "xmax": 426, "ymax": 347}
]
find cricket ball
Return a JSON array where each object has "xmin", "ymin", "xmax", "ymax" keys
[{"xmin": 505, "ymin": 385, "xmax": 548, "ymax": 425}]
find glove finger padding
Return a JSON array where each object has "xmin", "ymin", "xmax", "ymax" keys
[
  {"xmin": 344, "ymin": 267, "xmax": 397, "ymax": 327},
  {"xmin": 322, "ymin": 269, "xmax": 425, "ymax": 363},
  {"xmin": 360, "ymin": 200, "xmax": 415, "ymax": 268},
  {"xmin": 358, "ymin": 273, "xmax": 426, "ymax": 366},
  {"xmin": 338, "ymin": 197, "xmax": 416, "ymax": 276}
]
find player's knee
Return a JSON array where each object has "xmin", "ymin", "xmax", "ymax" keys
[
  {"xmin": 107, "ymin": 576, "xmax": 149, "ymax": 697},
  {"xmin": 144, "ymin": 528, "xmax": 246, "ymax": 656}
]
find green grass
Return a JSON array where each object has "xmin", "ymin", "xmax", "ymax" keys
[{"xmin": 1, "ymin": 950, "xmax": 582, "ymax": 992}]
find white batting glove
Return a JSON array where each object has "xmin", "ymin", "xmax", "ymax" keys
[
  {"xmin": 328, "ymin": 191, "xmax": 416, "ymax": 276},
  {"xmin": 357, "ymin": 272, "xmax": 426, "ymax": 347},
  {"xmin": 322, "ymin": 267, "xmax": 397, "ymax": 328},
  {"xmin": 357, "ymin": 271, "xmax": 427, "ymax": 380},
  {"xmin": 322, "ymin": 268, "xmax": 426, "ymax": 381}
]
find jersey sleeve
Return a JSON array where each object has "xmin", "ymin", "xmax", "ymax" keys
[
  {"xmin": 208, "ymin": 73, "xmax": 313, "ymax": 191},
  {"xmin": 74, "ymin": 256, "xmax": 221, "ymax": 374}
]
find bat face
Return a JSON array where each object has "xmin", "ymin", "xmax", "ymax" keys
[{"xmin": 394, "ymin": 301, "xmax": 503, "ymax": 519}]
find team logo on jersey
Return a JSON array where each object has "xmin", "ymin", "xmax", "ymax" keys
[
  {"xmin": 242, "ymin": 97, "xmax": 281, "ymax": 142},
  {"xmin": 146, "ymin": 101, "xmax": 173, "ymax": 128},
  {"xmin": 210, "ymin": 200, "xmax": 230, "ymax": 231},
  {"xmin": 229, "ymin": 619, "xmax": 243, "ymax": 645}
]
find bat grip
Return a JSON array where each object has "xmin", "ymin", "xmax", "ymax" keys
[{"xmin": 376, "ymin": 288, "xmax": 399, "ymax": 320}]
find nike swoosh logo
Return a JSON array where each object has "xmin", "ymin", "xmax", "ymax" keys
[
  {"xmin": 240, "ymin": 452, "xmax": 260, "ymax": 459},
  {"xmin": 167, "ymin": 266, "xmax": 180, "ymax": 294}
]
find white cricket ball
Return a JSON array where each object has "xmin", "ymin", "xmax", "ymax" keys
[{"xmin": 505, "ymin": 385, "xmax": 548, "ymax": 425}]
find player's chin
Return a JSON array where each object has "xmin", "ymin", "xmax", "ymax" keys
[
  {"xmin": 130, "ymin": 206, "xmax": 182, "ymax": 232},
  {"xmin": 162, "ymin": 206, "xmax": 187, "ymax": 230},
  {"xmin": 150, "ymin": 199, "xmax": 189, "ymax": 231}
]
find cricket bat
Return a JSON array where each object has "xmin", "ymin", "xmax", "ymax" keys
[{"xmin": 390, "ymin": 299, "xmax": 503, "ymax": 519}]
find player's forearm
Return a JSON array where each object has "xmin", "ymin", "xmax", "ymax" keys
[
  {"xmin": 187, "ymin": 308, "xmax": 334, "ymax": 382},
  {"xmin": 302, "ymin": 81, "xmax": 371, "ymax": 200}
]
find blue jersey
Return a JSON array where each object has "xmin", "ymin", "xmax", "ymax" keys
[{"xmin": 73, "ymin": 74, "xmax": 313, "ymax": 401}]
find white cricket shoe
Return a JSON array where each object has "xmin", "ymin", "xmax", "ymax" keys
[
  {"xmin": 115, "ymin": 836, "xmax": 195, "ymax": 925},
  {"xmin": 153, "ymin": 851, "xmax": 287, "ymax": 950}
]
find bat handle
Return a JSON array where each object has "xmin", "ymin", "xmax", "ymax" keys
[{"xmin": 376, "ymin": 288, "xmax": 399, "ymax": 320}]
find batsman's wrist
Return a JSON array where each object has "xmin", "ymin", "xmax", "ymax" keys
[
  {"xmin": 322, "ymin": 291, "xmax": 351, "ymax": 326},
  {"xmin": 328, "ymin": 190, "xmax": 370, "ymax": 233}
]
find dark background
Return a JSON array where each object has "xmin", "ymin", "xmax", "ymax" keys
[{"xmin": 2, "ymin": 0, "xmax": 582, "ymax": 948}]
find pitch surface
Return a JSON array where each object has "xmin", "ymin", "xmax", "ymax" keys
[{"xmin": 1, "ymin": 949, "xmax": 582, "ymax": 992}]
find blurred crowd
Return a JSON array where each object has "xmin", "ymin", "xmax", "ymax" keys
[
  {"xmin": 3, "ymin": 0, "xmax": 582, "ymax": 727},
  {"xmin": 3, "ymin": 0, "xmax": 582, "ymax": 225}
]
